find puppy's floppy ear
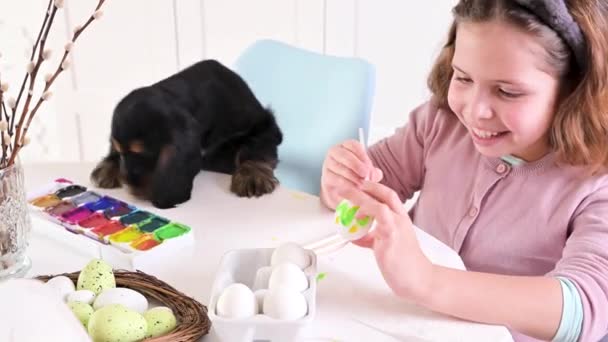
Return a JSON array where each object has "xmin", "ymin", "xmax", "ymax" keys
[{"xmin": 149, "ymin": 109, "xmax": 202, "ymax": 209}]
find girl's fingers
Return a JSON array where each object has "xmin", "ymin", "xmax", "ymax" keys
[
  {"xmin": 341, "ymin": 140, "xmax": 374, "ymax": 169},
  {"xmin": 351, "ymin": 234, "xmax": 375, "ymax": 248},
  {"xmin": 327, "ymin": 154, "xmax": 364, "ymax": 186},
  {"xmin": 340, "ymin": 188, "xmax": 392, "ymax": 235},
  {"xmin": 325, "ymin": 156, "xmax": 361, "ymax": 186},
  {"xmin": 325, "ymin": 168, "xmax": 359, "ymax": 191},
  {"xmin": 330, "ymin": 148, "xmax": 370, "ymax": 179},
  {"xmin": 361, "ymin": 181, "xmax": 405, "ymax": 214},
  {"xmin": 371, "ymin": 168, "xmax": 384, "ymax": 183}
]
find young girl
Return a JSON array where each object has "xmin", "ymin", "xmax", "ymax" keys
[{"xmin": 320, "ymin": 1, "xmax": 608, "ymax": 341}]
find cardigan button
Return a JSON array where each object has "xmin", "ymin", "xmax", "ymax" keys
[{"xmin": 496, "ymin": 163, "xmax": 508, "ymax": 174}]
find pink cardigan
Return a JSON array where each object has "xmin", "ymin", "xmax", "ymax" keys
[{"xmin": 367, "ymin": 100, "xmax": 608, "ymax": 341}]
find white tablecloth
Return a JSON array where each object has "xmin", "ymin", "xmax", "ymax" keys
[{"xmin": 22, "ymin": 163, "xmax": 513, "ymax": 341}]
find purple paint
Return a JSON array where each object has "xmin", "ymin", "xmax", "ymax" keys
[
  {"xmin": 61, "ymin": 207, "xmax": 93, "ymax": 225},
  {"xmin": 104, "ymin": 204, "xmax": 134, "ymax": 218}
]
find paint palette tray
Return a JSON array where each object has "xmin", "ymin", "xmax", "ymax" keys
[{"xmin": 27, "ymin": 178, "xmax": 194, "ymax": 270}]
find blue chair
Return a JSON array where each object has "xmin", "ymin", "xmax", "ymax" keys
[{"xmin": 234, "ymin": 39, "xmax": 376, "ymax": 195}]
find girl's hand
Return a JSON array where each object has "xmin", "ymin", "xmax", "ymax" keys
[
  {"xmin": 320, "ymin": 140, "xmax": 383, "ymax": 209},
  {"xmin": 341, "ymin": 181, "xmax": 434, "ymax": 303}
]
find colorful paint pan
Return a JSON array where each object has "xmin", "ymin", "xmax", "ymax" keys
[
  {"xmin": 29, "ymin": 179, "xmax": 193, "ymax": 256},
  {"xmin": 153, "ymin": 223, "xmax": 191, "ymax": 241},
  {"xmin": 78, "ymin": 213, "xmax": 110, "ymax": 229},
  {"xmin": 71, "ymin": 191, "xmax": 102, "ymax": 206},
  {"xmin": 103, "ymin": 204, "xmax": 134, "ymax": 218},
  {"xmin": 130, "ymin": 234, "xmax": 161, "ymax": 251},
  {"xmin": 30, "ymin": 194, "xmax": 62, "ymax": 208},
  {"xmin": 61, "ymin": 207, "xmax": 94, "ymax": 225},
  {"xmin": 54, "ymin": 185, "xmax": 87, "ymax": 199},
  {"xmin": 89, "ymin": 221, "xmax": 126, "ymax": 240},
  {"xmin": 109, "ymin": 226, "xmax": 144, "ymax": 243},
  {"xmin": 45, "ymin": 201, "xmax": 77, "ymax": 217},
  {"xmin": 138, "ymin": 217, "xmax": 170, "ymax": 233},
  {"xmin": 119, "ymin": 211, "xmax": 153, "ymax": 226}
]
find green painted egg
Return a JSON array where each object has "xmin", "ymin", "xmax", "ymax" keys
[
  {"xmin": 87, "ymin": 304, "xmax": 147, "ymax": 342},
  {"xmin": 67, "ymin": 301, "xmax": 94, "ymax": 328},
  {"xmin": 77, "ymin": 259, "xmax": 116, "ymax": 295},
  {"xmin": 143, "ymin": 306, "xmax": 177, "ymax": 338}
]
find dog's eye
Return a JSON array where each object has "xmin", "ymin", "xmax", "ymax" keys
[{"xmin": 129, "ymin": 141, "xmax": 145, "ymax": 154}]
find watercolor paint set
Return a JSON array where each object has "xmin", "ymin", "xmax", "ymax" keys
[{"xmin": 27, "ymin": 178, "xmax": 194, "ymax": 270}]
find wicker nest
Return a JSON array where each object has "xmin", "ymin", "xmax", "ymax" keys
[{"xmin": 36, "ymin": 270, "xmax": 211, "ymax": 342}]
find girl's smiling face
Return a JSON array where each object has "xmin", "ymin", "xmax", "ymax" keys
[{"xmin": 448, "ymin": 20, "xmax": 562, "ymax": 161}]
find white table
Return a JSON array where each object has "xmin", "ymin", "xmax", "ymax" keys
[{"xmin": 23, "ymin": 163, "xmax": 513, "ymax": 342}]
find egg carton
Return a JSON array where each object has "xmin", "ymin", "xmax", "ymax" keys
[{"xmin": 208, "ymin": 248, "xmax": 317, "ymax": 342}]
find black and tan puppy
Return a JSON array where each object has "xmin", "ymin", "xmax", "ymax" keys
[{"xmin": 91, "ymin": 59, "xmax": 283, "ymax": 209}]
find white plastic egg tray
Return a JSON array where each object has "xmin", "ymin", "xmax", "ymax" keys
[{"xmin": 208, "ymin": 247, "xmax": 317, "ymax": 342}]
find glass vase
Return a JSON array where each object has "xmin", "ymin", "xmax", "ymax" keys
[{"xmin": 0, "ymin": 160, "xmax": 32, "ymax": 279}]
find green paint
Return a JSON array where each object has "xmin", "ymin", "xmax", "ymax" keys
[
  {"xmin": 336, "ymin": 200, "xmax": 360, "ymax": 227},
  {"xmin": 356, "ymin": 216, "xmax": 370, "ymax": 227},
  {"xmin": 336, "ymin": 200, "xmax": 372, "ymax": 229},
  {"xmin": 154, "ymin": 223, "xmax": 191, "ymax": 241},
  {"xmin": 344, "ymin": 205, "xmax": 360, "ymax": 226},
  {"xmin": 316, "ymin": 273, "xmax": 327, "ymax": 282},
  {"xmin": 336, "ymin": 201, "xmax": 349, "ymax": 217}
]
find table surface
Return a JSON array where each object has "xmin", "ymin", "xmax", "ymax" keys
[{"xmin": 22, "ymin": 162, "xmax": 513, "ymax": 342}]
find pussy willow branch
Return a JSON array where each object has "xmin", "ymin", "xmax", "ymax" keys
[
  {"xmin": 8, "ymin": 4, "xmax": 58, "ymax": 167},
  {"xmin": 7, "ymin": 0, "xmax": 107, "ymax": 167},
  {"xmin": 0, "ymin": 80, "xmax": 5, "ymax": 167},
  {"xmin": 1, "ymin": 99, "xmax": 11, "ymax": 168},
  {"xmin": 10, "ymin": 0, "xmax": 54, "ymax": 136}
]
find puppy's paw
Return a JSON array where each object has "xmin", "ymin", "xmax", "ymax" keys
[
  {"xmin": 230, "ymin": 161, "xmax": 278, "ymax": 197},
  {"xmin": 91, "ymin": 159, "xmax": 121, "ymax": 188}
]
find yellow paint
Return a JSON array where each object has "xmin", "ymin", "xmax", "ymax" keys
[
  {"xmin": 30, "ymin": 194, "xmax": 62, "ymax": 208},
  {"xmin": 109, "ymin": 226, "xmax": 143, "ymax": 243},
  {"xmin": 349, "ymin": 225, "xmax": 358, "ymax": 233},
  {"xmin": 291, "ymin": 192, "xmax": 308, "ymax": 200}
]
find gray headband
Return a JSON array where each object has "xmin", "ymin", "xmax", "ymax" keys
[{"xmin": 513, "ymin": 0, "xmax": 587, "ymax": 72}]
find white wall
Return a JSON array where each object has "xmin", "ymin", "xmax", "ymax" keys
[{"xmin": 0, "ymin": 0, "xmax": 457, "ymax": 163}]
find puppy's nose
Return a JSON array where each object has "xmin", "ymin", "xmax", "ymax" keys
[{"xmin": 130, "ymin": 167, "xmax": 144, "ymax": 176}]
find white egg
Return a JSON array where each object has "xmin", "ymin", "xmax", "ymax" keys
[
  {"xmin": 66, "ymin": 290, "xmax": 96, "ymax": 305},
  {"xmin": 93, "ymin": 287, "xmax": 149, "ymax": 313},
  {"xmin": 252, "ymin": 266, "xmax": 272, "ymax": 291},
  {"xmin": 46, "ymin": 276, "xmax": 76, "ymax": 300},
  {"xmin": 263, "ymin": 286, "xmax": 308, "ymax": 320},
  {"xmin": 269, "ymin": 262, "xmax": 308, "ymax": 292},
  {"xmin": 335, "ymin": 199, "xmax": 375, "ymax": 241},
  {"xmin": 253, "ymin": 289, "xmax": 268, "ymax": 314},
  {"xmin": 216, "ymin": 283, "xmax": 257, "ymax": 319},
  {"xmin": 270, "ymin": 242, "xmax": 311, "ymax": 270}
]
